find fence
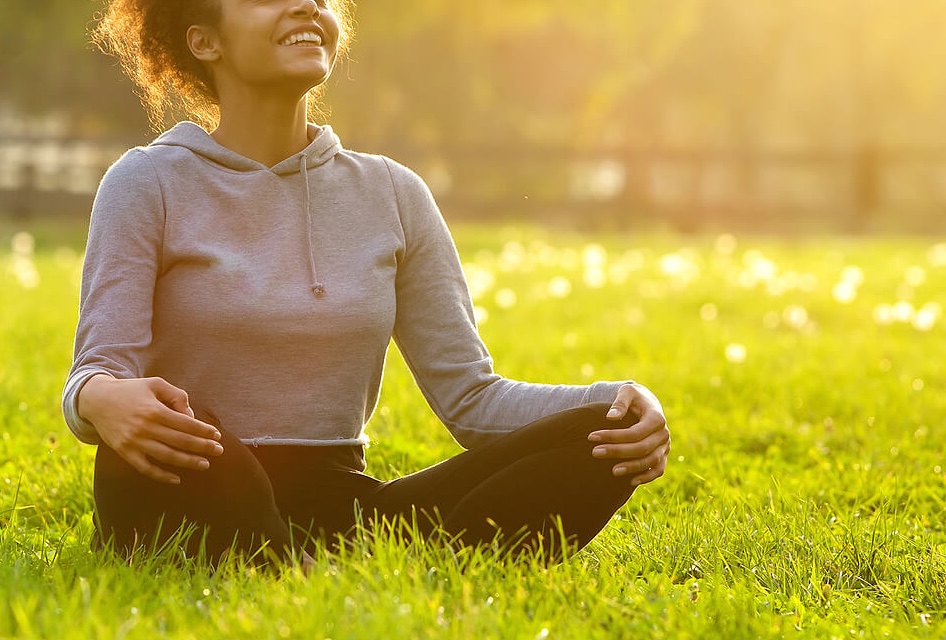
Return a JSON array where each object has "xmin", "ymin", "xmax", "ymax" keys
[{"xmin": 2, "ymin": 135, "xmax": 944, "ymax": 233}]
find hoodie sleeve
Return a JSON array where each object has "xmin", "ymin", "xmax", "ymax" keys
[
  {"xmin": 62, "ymin": 149, "xmax": 165, "ymax": 444},
  {"xmin": 385, "ymin": 159, "xmax": 627, "ymax": 449}
]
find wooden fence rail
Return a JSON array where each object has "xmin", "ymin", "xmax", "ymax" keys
[{"xmin": 2, "ymin": 136, "xmax": 944, "ymax": 233}]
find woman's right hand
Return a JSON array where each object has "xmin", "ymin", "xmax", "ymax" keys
[{"xmin": 77, "ymin": 374, "xmax": 224, "ymax": 484}]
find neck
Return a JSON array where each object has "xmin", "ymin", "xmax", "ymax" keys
[{"xmin": 212, "ymin": 92, "xmax": 312, "ymax": 166}]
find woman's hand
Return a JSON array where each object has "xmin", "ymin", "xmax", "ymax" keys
[
  {"xmin": 588, "ymin": 383, "xmax": 670, "ymax": 486},
  {"xmin": 77, "ymin": 374, "xmax": 224, "ymax": 485}
]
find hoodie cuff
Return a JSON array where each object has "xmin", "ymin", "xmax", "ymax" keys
[{"xmin": 61, "ymin": 370, "xmax": 109, "ymax": 445}]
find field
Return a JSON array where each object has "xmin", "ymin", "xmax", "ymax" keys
[{"xmin": 1, "ymin": 220, "xmax": 944, "ymax": 639}]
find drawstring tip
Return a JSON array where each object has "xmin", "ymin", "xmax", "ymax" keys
[{"xmin": 311, "ymin": 283, "xmax": 326, "ymax": 297}]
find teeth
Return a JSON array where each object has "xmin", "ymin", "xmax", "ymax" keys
[{"xmin": 281, "ymin": 32, "xmax": 323, "ymax": 46}]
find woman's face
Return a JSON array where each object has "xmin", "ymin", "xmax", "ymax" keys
[{"xmin": 196, "ymin": 0, "xmax": 341, "ymax": 96}]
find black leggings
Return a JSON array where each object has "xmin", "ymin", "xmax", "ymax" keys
[{"xmin": 93, "ymin": 402, "xmax": 637, "ymax": 563}]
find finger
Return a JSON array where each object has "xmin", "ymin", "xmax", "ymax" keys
[
  {"xmin": 606, "ymin": 382, "xmax": 659, "ymax": 421},
  {"xmin": 156, "ymin": 404, "xmax": 222, "ymax": 442},
  {"xmin": 154, "ymin": 426, "xmax": 225, "ymax": 458},
  {"xmin": 139, "ymin": 439, "xmax": 214, "ymax": 472},
  {"xmin": 590, "ymin": 409, "xmax": 668, "ymax": 445},
  {"xmin": 591, "ymin": 428, "xmax": 670, "ymax": 460},
  {"xmin": 605, "ymin": 385, "xmax": 634, "ymax": 420},
  {"xmin": 125, "ymin": 450, "xmax": 182, "ymax": 485},
  {"xmin": 611, "ymin": 445, "xmax": 669, "ymax": 480},
  {"xmin": 626, "ymin": 462, "xmax": 667, "ymax": 486},
  {"xmin": 148, "ymin": 379, "xmax": 221, "ymax": 441},
  {"xmin": 150, "ymin": 377, "xmax": 193, "ymax": 415}
]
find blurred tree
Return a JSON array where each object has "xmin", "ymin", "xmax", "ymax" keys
[
  {"xmin": 4, "ymin": 0, "xmax": 946, "ymax": 228},
  {"xmin": 0, "ymin": 0, "xmax": 147, "ymax": 135}
]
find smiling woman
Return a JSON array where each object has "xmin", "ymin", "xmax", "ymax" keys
[
  {"xmin": 68, "ymin": 0, "xmax": 670, "ymax": 569},
  {"xmin": 91, "ymin": 0, "xmax": 356, "ymax": 130}
]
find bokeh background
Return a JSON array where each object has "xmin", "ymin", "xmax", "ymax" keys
[{"xmin": 2, "ymin": 0, "xmax": 946, "ymax": 233}]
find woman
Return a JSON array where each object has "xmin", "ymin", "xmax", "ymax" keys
[{"xmin": 64, "ymin": 0, "xmax": 671, "ymax": 565}]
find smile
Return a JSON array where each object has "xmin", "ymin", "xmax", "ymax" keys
[{"xmin": 279, "ymin": 32, "xmax": 323, "ymax": 46}]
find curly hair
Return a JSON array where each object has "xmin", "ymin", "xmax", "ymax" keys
[{"xmin": 91, "ymin": 0, "xmax": 356, "ymax": 130}]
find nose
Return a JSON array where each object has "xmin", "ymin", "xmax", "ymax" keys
[{"xmin": 290, "ymin": 0, "xmax": 320, "ymax": 18}]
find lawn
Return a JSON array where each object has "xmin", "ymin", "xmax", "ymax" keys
[{"xmin": 1, "ymin": 219, "xmax": 944, "ymax": 639}]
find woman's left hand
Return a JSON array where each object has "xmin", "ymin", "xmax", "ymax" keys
[{"xmin": 588, "ymin": 383, "xmax": 670, "ymax": 486}]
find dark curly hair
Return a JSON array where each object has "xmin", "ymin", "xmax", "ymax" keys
[{"xmin": 91, "ymin": 0, "xmax": 356, "ymax": 130}]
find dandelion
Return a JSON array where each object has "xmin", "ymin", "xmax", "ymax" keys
[
  {"xmin": 783, "ymin": 305, "xmax": 810, "ymax": 329},
  {"xmin": 547, "ymin": 276, "xmax": 572, "ymax": 298},
  {"xmin": 840, "ymin": 265, "xmax": 864, "ymax": 286},
  {"xmin": 743, "ymin": 250, "xmax": 778, "ymax": 281},
  {"xmin": 473, "ymin": 306, "xmax": 489, "ymax": 325},
  {"xmin": 699, "ymin": 303, "xmax": 718, "ymax": 322},
  {"xmin": 891, "ymin": 301, "xmax": 915, "ymax": 323},
  {"xmin": 7, "ymin": 255, "xmax": 40, "ymax": 290},
  {"xmin": 928, "ymin": 243, "xmax": 946, "ymax": 267},
  {"xmin": 913, "ymin": 379, "xmax": 925, "ymax": 392},
  {"xmin": 913, "ymin": 304, "xmax": 939, "ymax": 331},
  {"xmin": 494, "ymin": 288, "xmax": 517, "ymax": 309},
  {"xmin": 583, "ymin": 266, "xmax": 608, "ymax": 289},
  {"xmin": 905, "ymin": 266, "xmax": 926, "ymax": 287},
  {"xmin": 832, "ymin": 281, "xmax": 858, "ymax": 304},
  {"xmin": 11, "ymin": 231, "xmax": 35, "ymax": 256},
  {"xmin": 659, "ymin": 253, "xmax": 687, "ymax": 277},
  {"xmin": 582, "ymin": 244, "xmax": 608, "ymax": 269},
  {"xmin": 499, "ymin": 241, "xmax": 526, "ymax": 272},
  {"xmin": 725, "ymin": 343, "xmax": 747, "ymax": 363},
  {"xmin": 580, "ymin": 363, "xmax": 595, "ymax": 377},
  {"xmin": 659, "ymin": 251, "xmax": 700, "ymax": 284},
  {"xmin": 873, "ymin": 304, "xmax": 894, "ymax": 325}
]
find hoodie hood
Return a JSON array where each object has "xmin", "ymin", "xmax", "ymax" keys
[
  {"xmin": 149, "ymin": 121, "xmax": 342, "ymax": 297},
  {"xmin": 150, "ymin": 121, "xmax": 343, "ymax": 175}
]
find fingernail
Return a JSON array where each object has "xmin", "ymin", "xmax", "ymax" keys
[
  {"xmin": 198, "ymin": 459, "xmax": 210, "ymax": 470},
  {"xmin": 213, "ymin": 430, "xmax": 222, "ymax": 440},
  {"xmin": 607, "ymin": 408, "xmax": 621, "ymax": 419},
  {"xmin": 592, "ymin": 446, "xmax": 607, "ymax": 457},
  {"xmin": 212, "ymin": 444, "xmax": 224, "ymax": 455},
  {"xmin": 613, "ymin": 466, "xmax": 629, "ymax": 477},
  {"xmin": 588, "ymin": 433, "xmax": 602, "ymax": 443}
]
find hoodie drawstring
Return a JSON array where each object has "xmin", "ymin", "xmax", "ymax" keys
[{"xmin": 299, "ymin": 154, "xmax": 326, "ymax": 297}]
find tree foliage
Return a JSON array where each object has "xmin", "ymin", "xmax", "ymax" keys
[{"xmin": 6, "ymin": 0, "xmax": 945, "ymax": 150}]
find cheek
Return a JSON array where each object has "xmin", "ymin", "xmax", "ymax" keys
[{"xmin": 322, "ymin": 12, "xmax": 343, "ymax": 44}]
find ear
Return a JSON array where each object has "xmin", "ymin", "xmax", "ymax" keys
[{"xmin": 187, "ymin": 24, "xmax": 221, "ymax": 62}]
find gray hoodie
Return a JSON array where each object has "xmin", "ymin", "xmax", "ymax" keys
[{"xmin": 63, "ymin": 122, "xmax": 624, "ymax": 453}]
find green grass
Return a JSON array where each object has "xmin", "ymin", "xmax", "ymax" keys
[{"xmin": 1, "ymin": 219, "xmax": 944, "ymax": 639}]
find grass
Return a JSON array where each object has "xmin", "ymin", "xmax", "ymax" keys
[{"xmin": 1, "ymin": 218, "xmax": 944, "ymax": 639}]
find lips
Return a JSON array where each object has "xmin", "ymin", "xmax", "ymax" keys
[{"xmin": 279, "ymin": 31, "xmax": 323, "ymax": 46}]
